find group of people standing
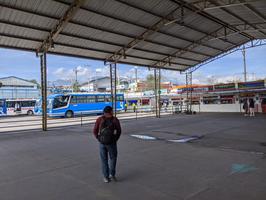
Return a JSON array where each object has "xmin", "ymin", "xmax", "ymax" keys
[{"xmin": 243, "ymin": 98, "xmax": 255, "ymax": 117}]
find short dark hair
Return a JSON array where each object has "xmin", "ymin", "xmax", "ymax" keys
[{"xmin": 103, "ymin": 106, "xmax": 113, "ymax": 113}]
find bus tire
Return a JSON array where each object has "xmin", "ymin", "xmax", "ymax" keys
[
  {"xmin": 27, "ymin": 110, "xmax": 34, "ymax": 116},
  {"xmin": 65, "ymin": 110, "xmax": 74, "ymax": 118}
]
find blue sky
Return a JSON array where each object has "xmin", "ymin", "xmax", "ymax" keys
[{"xmin": 0, "ymin": 44, "xmax": 265, "ymax": 84}]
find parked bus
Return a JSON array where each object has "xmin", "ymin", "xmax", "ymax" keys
[
  {"xmin": 0, "ymin": 99, "xmax": 36, "ymax": 116},
  {"xmin": 34, "ymin": 93, "xmax": 125, "ymax": 117}
]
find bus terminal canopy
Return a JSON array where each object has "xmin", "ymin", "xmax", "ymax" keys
[{"xmin": 0, "ymin": 0, "xmax": 266, "ymax": 71}]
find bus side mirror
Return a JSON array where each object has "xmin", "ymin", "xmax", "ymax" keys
[{"xmin": 0, "ymin": 82, "xmax": 2, "ymax": 88}]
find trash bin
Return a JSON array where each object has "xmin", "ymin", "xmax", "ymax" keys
[{"xmin": 261, "ymin": 99, "xmax": 266, "ymax": 113}]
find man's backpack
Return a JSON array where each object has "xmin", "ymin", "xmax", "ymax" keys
[{"xmin": 98, "ymin": 117, "xmax": 116, "ymax": 145}]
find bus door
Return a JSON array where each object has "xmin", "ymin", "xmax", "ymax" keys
[
  {"xmin": 116, "ymin": 95, "xmax": 124, "ymax": 110},
  {"xmin": 6, "ymin": 101, "xmax": 15, "ymax": 115},
  {"xmin": 14, "ymin": 101, "xmax": 22, "ymax": 113}
]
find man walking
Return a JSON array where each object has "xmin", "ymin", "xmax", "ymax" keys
[{"xmin": 93, "ymin": 106, "xmax": 121, "ymax": 183}]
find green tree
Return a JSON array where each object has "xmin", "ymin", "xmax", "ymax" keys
[
  {"xmin": 72, "ymin": 81, "xmax": 80, "ymax": 92},
  {"xmin": 145, "ymin": 74, "xmax": 155, "ymax": 91}
]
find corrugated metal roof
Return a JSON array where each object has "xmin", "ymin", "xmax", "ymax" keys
[
  {"xmin": 0, "ymin": 76, "xmax": 37, "ymax": 86},
  {"xmin": 0, "ymin": 0, "xmax": 265, "ymax": 71}
]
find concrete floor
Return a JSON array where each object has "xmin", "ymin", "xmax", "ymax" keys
[{"xmin": 0, "ymin": 113, "xmax": 265, "ymax": 200}]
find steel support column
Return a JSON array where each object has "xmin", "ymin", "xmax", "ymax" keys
[
  {"xmin": 110, "ymin": 63, "xmax": 117, "ymax": 116},
  {"xmin": 154, "ymin": 68, "xmax": 158, "ymax": 117},
  {"xmin": 40, "ymin": 52, "xmax": 47, "ymax": 131},
  {"xmin": 158, "ymin": 68, "xmax": 161, "ymax": 118},
  {"xmin": 154, "ymin": 68, "xmax": 161, "ymax": 118},
  {"xmin": 186, "ymin": 72, "xmax": 192, "ymax": 114}
]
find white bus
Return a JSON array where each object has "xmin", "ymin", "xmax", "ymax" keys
[{"xmin": 0, "ymin": 99, "xmax": 36, "ymax": 116}]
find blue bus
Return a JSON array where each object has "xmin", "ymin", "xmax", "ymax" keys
[{"xmin": 34, "ymin": 93, "xmax": 125, "ymax": 117}]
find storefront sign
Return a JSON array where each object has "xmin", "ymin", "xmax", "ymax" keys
[{"xmin": 238, "ymin": 81, "xmax": 264, "ymax": 89}]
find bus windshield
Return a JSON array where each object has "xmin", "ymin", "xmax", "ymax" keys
[
  {"xmin": 0, "ymin": 100, "xmax": 4, "ymax": 107},
  {"xmin": 53, "ymin": 95, "xmax": 70, "ymax": 109},
  {"xmin": 35, "ymin": 99, "xmax": 41, "ymax": 108},
  {"xmin": 47, "ymin": 99, "xmax": 53, "ymax": 109}
]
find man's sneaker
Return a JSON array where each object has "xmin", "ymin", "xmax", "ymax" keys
[
  {"xmin": 103, "ymin": 177, "xmax": 110, "ymax": 183},
  {"xmin": 109, "ymin": 175, "xmax": 117, "ymax": 182}
]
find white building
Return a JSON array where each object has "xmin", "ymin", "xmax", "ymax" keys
[{"xmin": 80, "ymin": 76, "xmax": 129, "ymax": 92}]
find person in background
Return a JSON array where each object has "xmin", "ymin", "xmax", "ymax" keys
[
  {"xmin": 132, "ymin": 102, "xmax": 136, "ymax": 112},
  {"xmin": 93, "ymin": 106, "xmax": 121, "ymax": 183},
  {"xmin": 249, "ymin": 98, "xmax": 255, "ymax": 117},
  {"xmin": 243, "ymin": 98, "xmax": 249, "ymax": 116},
  {"xmin": 124, "ymin": 102, "xmax": 128, "ymax": 112}
]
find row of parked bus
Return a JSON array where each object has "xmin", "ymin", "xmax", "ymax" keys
[{"xmin": 0, "ymin": 93, "xmax": 125, "ymax": 117}]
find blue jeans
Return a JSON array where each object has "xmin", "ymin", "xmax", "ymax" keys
[{"xmin": 99, "ymin": 143, "xmax": 117, "ymax": 178}]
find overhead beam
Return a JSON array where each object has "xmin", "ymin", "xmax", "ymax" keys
[
  {"xmin": 106, "ymin": 5, "xmax": 183, "ymax": 63},
  {"xmin": 0, "ymin": 20, "xmax": 200, "ymax": 64},
  {"xmin": 55, "ymin": 0, "xmax": 225, "ymax": 54},
  {"xmin": 241, "ymin": 2, "xmax": 266, "ymax": 23},
  {"xmin": 192, "ymin": 0, "xmax": 261, "ymax": 11},
  {"xmin": 207, "ymin": 0, "xmax": 266, "ymax": 37},
  {"xmin": 0, "ymin": 32, "xmax": 192, "ymax": 68},
  {"xmin": 37, "ymin": 0, "xmax": 84, "ymax": 53},
  {"xmin": 171, "ymin": 0, "xmax": 255, "ymax": 40},
  {"xmin": 151, "ymin": 24, "xmax": 247, "ymax": 68},
  {"xmin": 186, "ymin": 39, "xmax": 266, "ymax": 73},
  {"xmin": 0, "ymin": 43, "xmax": 190, "ymax": 71},
  {"xmin": 0, "ymin": 21, "xmax": 199, "ymax": 64},
  {"xmin": 0, "ymin": 4, "xmax": 210, "ymax": 59},
  {"xmin": 209, "ymin": 25, "xmax": 266, "ymax": 41},
  {"xmin": 112, "ymin": 0, "xmax": 236, "ymax": 46},
  {"xmin": 152, "ymin": 0, "xmax": 260, "ymax": 69}
]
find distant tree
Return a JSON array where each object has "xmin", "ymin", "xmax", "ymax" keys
[
  {"xmin": 29, "ymin": 79, "xmax": 41, "ymax": 89},
  {"xmin": 0, "ymin": 81, "xmax": 2, "ymax": 88},
  {"xmin": 72, "ymin": 81, "xmax": 80, "ymax": 92},
  {"xmin": 144, "ymin": 73, "xmax": 166, "ymax": 91},
  {"xmin": 145, "ymin": 74, "xmax": 155, "ymax": 91}
]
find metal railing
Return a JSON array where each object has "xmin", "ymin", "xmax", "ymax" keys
[{"xmin": 0, "ymin": 105, "xmax": 195, "ymax": 132}]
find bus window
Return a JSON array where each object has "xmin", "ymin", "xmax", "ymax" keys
[
  {"xmin": 116, "ymin": 95, "xmax": 124, "ymax": 102},
  {"xmin": 105, "ymin": 95, "xmax": 111, "ymax": 102},
  {"xmin": 76, "ymin": 96, "xmax": 87, "ymax": 104},
  {"xmin": 6, "ymin": 101, "xmax": 15, "ymax": 108},
  {"xmin": 21, "ymin": 101, "xmax": 35, "ymax": 107},
  {"xmin": 87, "ymin": 95, "xmax": 96, "ymax": 103},
  {"xmin": 53, "ymin": 95, "xmax": 69, "ymax": 109},
  {"xmin": 70, "ymin": 96, "xmax": 77, "ymax": 104},
  {"xmin": 97, "ymin": 95, "xmax": 105, "ymax": 102}
]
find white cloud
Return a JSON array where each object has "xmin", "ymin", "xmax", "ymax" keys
[
  {"xmin": 53, "ymin": 67, "xmax": 65, "ymax": 76},
  {"xmin": 76, "ymin": 66, "xmax": 89, "ymax": 76},
  {"xmin": 95, "ymin": 68, "xmax": 102, "ymax": 73},
  {"xmin": 192, "ymin": 73, "xmax": 259, "ymax": 85},
  {"xmin": 52, "ymin": 65, "xmax": 111, "ymax": 82},
  {"xmin": 53, "ymin": 66, "xmax": 88, "ymax": 81}
]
